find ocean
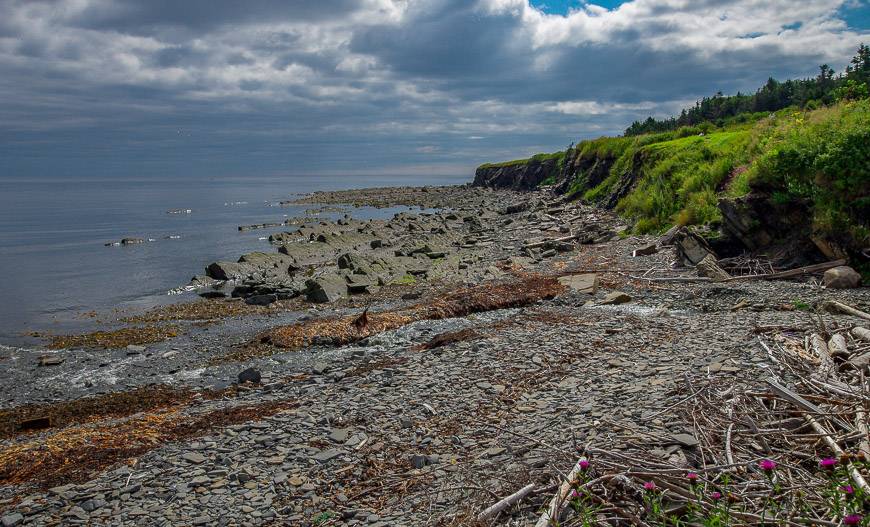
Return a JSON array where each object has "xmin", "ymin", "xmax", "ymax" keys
[{"xmin": 0, "ymin": 173, "xmax": 468, "ymax": 345}]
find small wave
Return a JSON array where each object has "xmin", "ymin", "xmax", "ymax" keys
[{"xmin": 0, "ymin": 342, "xmax": 50, "ymax": 355}]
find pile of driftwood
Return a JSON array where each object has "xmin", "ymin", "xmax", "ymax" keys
[{"xmin": 477, "ymin": 302, "xmax": 870, "ymax": 526}]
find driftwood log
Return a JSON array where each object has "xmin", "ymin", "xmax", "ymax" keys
[
  {"xmin": 726, "ymin": 259, "xmax": 846, "ymax": 282},
  {"xmin": 822, "ymin": 301, "xmax": 870, "ymax": 322}
]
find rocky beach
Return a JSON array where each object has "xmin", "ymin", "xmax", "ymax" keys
[{"xmin": 1, "ymin": 183, "xmax": 868, "ymax": 526}]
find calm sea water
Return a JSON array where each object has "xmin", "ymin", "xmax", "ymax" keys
[{"xmin": 0, "ymin": 174, "xmax": 468, "ymax": 344}]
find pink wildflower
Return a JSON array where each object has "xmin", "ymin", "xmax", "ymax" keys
[
  {"xmin": 643, "ymin": 481, "xmax": 656, "ymax": 491},
  {"xmin": 759, "ymin": 459, "xmax": 777, "ymax": 472},
  {"xmin": 710, "ymin": 491, "xmax": 722, "ymax": 501},
  {"xmin": 844, "ymin": 514, "xmax": 862, "ymax": 526},
  {"xmin": 686, "ymin": 472, "xmax": 699, "ymax": 481},
  {"xmin": 842, "ymin": 485, "xmax": 855, "ymax": 495},
  {"xmin": 569, "ymin": 489, "xmax": 579, "ymax": 499},
  {"xmin": 819, "ymin": 457, "xmax": 838, "ymax": 470},
  {"xmin": 578, "ymin": 460, "xmax": 590, "ymax": 471}
]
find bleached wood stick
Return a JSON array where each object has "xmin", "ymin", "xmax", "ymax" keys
[
  {"xmin": 805, "ymin": 412, "xmax": 870, "ymax": 494},
  {"xmin": 724, "ymin": 423, "xmax": 735, "ymax": 467},
  {"xmin": 823, "ymin": 301, "xmax": 870, "ymax": 322},
  {"xmin": 477, "ymin": 483, "xmax": 535, "ymax": 520},
  {"xmin": 534, "ymin": 459, "xmax": 588, "ymax": 527},
  {"xmin": 857, "ymin": 410, "xmax": 870, "ymax": 458}
]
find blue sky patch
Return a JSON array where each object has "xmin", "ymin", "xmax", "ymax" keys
[
  {"xmin": 841, "ymin": 1, "xmax": 870, "ymax": 30},
  {"xmin": 530, "ymin": 0, "xmax": 626, "ymax": 14}
]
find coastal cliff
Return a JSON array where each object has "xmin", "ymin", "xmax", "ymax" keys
[
  {"xmin": 473, "ymin": 152, "xmax": 566, "ymax": 190},
  {"xmin": 474, "ymin": 100, "xmax": 870, "ymax": 272}
]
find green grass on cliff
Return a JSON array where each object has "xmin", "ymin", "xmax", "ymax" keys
[
  {"xmin": 564, "ymin": 124, "xmax": 754, "ymax": 231},
  {"xmin": 565, "ymin": 103, "xmax": 869, "ymax": 243},
  {"xmin": 615, "ymin": 128, "xmax": 752, "ymax": 232},
  {"xmin": 479, "ymin": 102, "xmax": 869, "ymax": 255},
  {"xmin": 478, "ymin": 151, "xmax": 565, "ymax": 169},
  {"xmin": 740, "ymin": 100, "xmax": 870, "ymax": 253}
]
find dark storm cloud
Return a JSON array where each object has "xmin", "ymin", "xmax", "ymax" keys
[
  {"xmin": 0, "ymin": 0, "xmax": 867, "ymax": 179},
  {"xmin": 66, "ymin": 0, "xmax": 363, "ymax": 31}
]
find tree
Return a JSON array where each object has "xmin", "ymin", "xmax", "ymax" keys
[{"xmin": 847, "ymin": 43, "xmax": 870, "ymax": 84}]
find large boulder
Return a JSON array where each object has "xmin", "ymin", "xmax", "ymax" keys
[
  {"xmin": 206, "ymin": 261, "xmax": 252, "ymax": 281},
  {"xmin": 238, "ymin": 252, "xmax": 298, "ymax": 273},
  {"xmin": 305, "ymin": 274, "xmax": 348, "ymax": 303},
  {"xmin": 337, "ymin": 252, "xmax": 372, "ymax": 274},
  {"xmin": 824, "ymin": 266, "xmax": 862, "ymax": 289},
  {"xmin": 206, "ymin": 252, "xmax": 298, "ymax": 281},
  {"xmin": 245, "ymin": 294, "xmax": 277, "ymax": 306},
  {"xmin": 557, "ymin": 273, "xmax": 599, "ymax": 294},
  {"xmin": 673, "ymin": 228, "xmax": 717, "ymax": 266}
]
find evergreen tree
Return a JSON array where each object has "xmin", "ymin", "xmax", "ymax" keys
[{"xmin": 624, "ymin": 44, "xmax": 869, "ymax": 136}]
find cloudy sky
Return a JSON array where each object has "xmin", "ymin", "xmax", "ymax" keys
[{"xmin": 1, "ymin": 0, "xmax": 868, "ymax": 180}]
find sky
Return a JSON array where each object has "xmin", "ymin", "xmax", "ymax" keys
[{"xmin": 1, "ymin": 0, "xmax": 868, "ymax": 179}]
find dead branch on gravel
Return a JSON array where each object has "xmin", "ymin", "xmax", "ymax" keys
[
  {"xmin": 821, "ymin": 301, "xmax": 870, "ymax": 322},
  {"xmin": 724, "ymin": 258, "xmax": 846, "ymax": 282}
]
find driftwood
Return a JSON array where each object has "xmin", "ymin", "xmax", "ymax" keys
[
  {"xmin": 659, "ymin": 225, "xmax": 680, "ymax": 246},
  {"xmin": 477, "ymin": 483, "xmax": 535, "ymax": 520},
  {"xmin": 811, "ymin": 333, "xmax": 836, "ymax": 378},
  {"xmin": 857, "ymin": 409, "xmax": 870, "ymax": 458},
  {"xmin": 534, "ymin": 458, "xmax": 588, "ymax": 527},
  {"xmin": 822, "ymin": 301, "xmax": 870, "ymax": 322},
  {"xmin": 726, "ymin": 259, "xmax": 846, "ymax": 282},
  {"xmin": 525, "ymin": 329, "xmax": 870, "ymax": 525},
  {"xmin": 628, "ymin": 275, "xmax": 711, "ymax": 282}
]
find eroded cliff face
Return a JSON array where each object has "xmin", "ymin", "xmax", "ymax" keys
[
  {"xmin": 473, "ymin": 156, "xmax": 561, "ymax": 191},
  {"xmin": 474, "ymin": 148, "xmax": 645, "ymax": 215}
]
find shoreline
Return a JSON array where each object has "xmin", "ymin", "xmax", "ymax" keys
[{"xmin": 1, "ymin": 184, "xmax": 869, "ymax": 526}]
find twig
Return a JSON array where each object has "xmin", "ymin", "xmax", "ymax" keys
[{"xmin": 477, "ymin": 483, "xmax": 535, "ymax": 520}]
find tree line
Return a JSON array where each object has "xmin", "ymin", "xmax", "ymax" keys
[{"xmin": 624, "ymin": 44, "xmax": 870, "ymax": 136}]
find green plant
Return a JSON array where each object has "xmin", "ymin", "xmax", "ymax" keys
[
  {"xmin": 792, "ymin": 299, "xmax": 811, "ymax": 311},
  {"xmin": 312, "ymin": 511, "xmax": 335, "ymax": 525}
]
